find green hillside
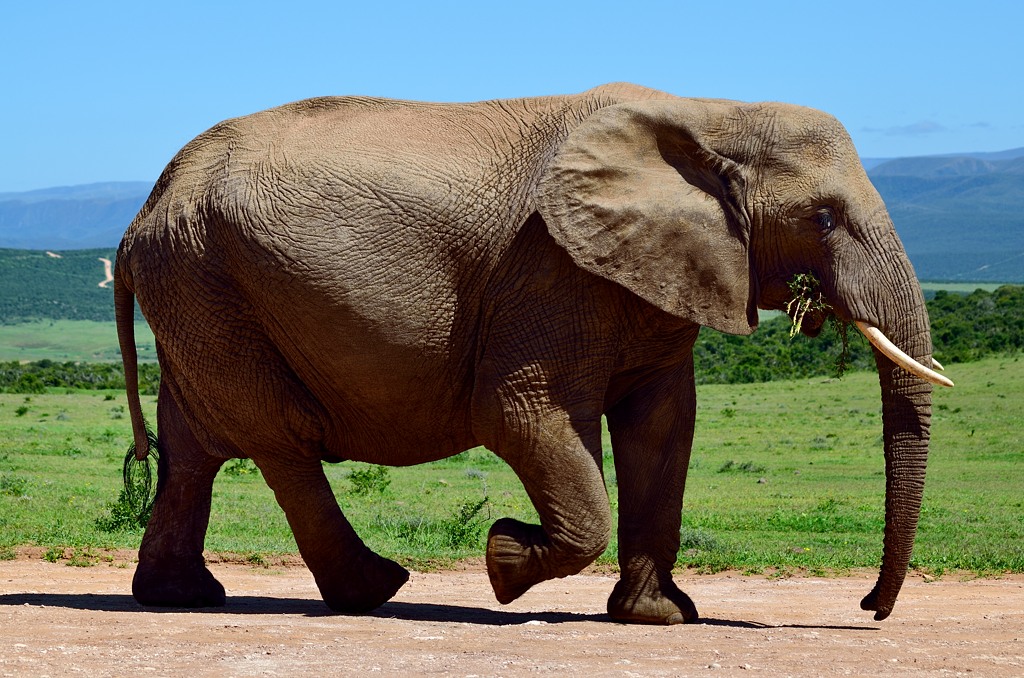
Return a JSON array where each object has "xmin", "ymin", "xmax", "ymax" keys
[
  {"xmin": 868, "ymin": 155, "xmax": 1024, "ymax": 282},
  {"xmin": 0, "ymin": 248, "xmax": 120, "ymax": 323}
]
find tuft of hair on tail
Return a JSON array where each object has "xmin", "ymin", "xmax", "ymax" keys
[
  {"xmin": 114, "ymin": 258, "xmax": 159, "ymax": 525},
  {"xmin": 122, "ymin": 422, "xmax": 160, "ymax": 525}
]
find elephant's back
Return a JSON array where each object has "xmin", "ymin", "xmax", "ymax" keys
[{"xmin": 116, "ymin": 87, "xmax": 671, "ymax": 463}]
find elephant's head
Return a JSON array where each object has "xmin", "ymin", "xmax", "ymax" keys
[{"xmin": 536, "ymin": 97, "xmax": 952, "ymax": 620}]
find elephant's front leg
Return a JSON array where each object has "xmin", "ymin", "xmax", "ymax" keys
[
  {"xmin": 606, "ymin": 358, "xmax": 699, "ymax": 624},
  {"xmin": 476, "ymin": 386, "xmax": 611, "ymax": 604}
]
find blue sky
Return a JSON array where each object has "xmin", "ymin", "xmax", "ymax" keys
[{"xmin": 2, "ymin": 1, "xmax": 1021, "ymax": 192}]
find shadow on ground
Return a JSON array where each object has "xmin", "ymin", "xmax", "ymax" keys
[{"xmin": 0, "ymin": 592, "xmax": 877, "ymax": 631}]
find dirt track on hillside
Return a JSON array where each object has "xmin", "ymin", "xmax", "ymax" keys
[{"xmin": 2, "ymin": 557, "xmax": 1022, "ymax": 676}]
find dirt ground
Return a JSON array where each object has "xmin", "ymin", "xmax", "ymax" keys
[{"xmin": 1, "ymin": 555, "xmax": 1022, "ymax": 677}]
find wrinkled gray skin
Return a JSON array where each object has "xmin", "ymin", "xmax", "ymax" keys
[{"xmin": 116, "ymin": 83, "xmax": 935, "ymax": 624}]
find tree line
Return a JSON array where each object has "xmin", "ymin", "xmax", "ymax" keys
[
  {"xmin": 0, "ymin": 360, "xmax": 161, "ymax": 395},
  {"xmin": 695, "ymin": 285, "xmax": 1023, "ymax": 384},
  {"xmin": 1, "ymin": 285, "xmax": 1021, "ymax": 394}
]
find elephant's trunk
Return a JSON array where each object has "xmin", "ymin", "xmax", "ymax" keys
[{"xmin": 859, "ymin": 323, "xmax": 934, "ymax": 621}]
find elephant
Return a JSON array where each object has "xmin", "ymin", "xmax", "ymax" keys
[{"xmin": 115, "ymin": 82, "xmax": 951, "ymax": 625}]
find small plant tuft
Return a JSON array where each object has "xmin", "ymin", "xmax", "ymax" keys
[
  {"xmin": 348, "ymin": 465, "xmax": 392, "ymax": 496},
  {"xmin": 223, "ymin": 458, "xmax": 259, "ymax": 476},
  {"xmin": 95, "ymin": 486, "xmax": 153, "ymax": 532},
  {"xmin": 0, "ymin": 473, "xmax": 28, "ymax": 497},
  {"xmin": 441, "ymin": 497, "xmax": 490, "ymax": 548},
  {"xmin": 67, "ymin": 548, "xmax": 97, "ymax": 567},
  {"xmin": 465, "ymin": 468, "xmax": 489, "ymax": 497},
  {"xmin": 680, "ymin": 526, "xmax": 719, "ymax": 552},
  {"xmin": 245, "ymin": 552, "xmax": 268, "ymax": 568},
  {"xmin": 719, "ymin": 460, "xmax": 767, "ymax": 474}
]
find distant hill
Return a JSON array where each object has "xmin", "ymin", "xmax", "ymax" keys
[
  {"xmin": 1, "ymin": 146, "xmax": 1023, "ymax": 281},
  {"xmin": 866, "ymin": 149, "xmax": 1024, "ymax": 282},
  {"xmin": 0, "ymin": 182, "xmax": 151, "ymax": 250},
  {"xmin": 860, "ymin": 146, "xmax": 1024, "ymax": 170}
]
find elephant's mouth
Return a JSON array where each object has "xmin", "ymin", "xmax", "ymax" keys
[
  {"xmin": 793, "ymin": 309, "xmax": 829, "ymax": 337},
  {"xmin": 774, "ymin": 271, "xmax": 834, "ymax": 338}
]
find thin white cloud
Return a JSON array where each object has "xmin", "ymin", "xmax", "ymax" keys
[{"xmin": 863, "ymin": 121, "xmax": 947, "ymax": 137}]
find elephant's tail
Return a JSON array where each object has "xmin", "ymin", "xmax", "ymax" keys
[
  {"xmin": 114, "ymin": 263, "xmax": 159, "ymax": 522},
  {"xmin": 115, "ymin": 268, "xmax": 153, "ymax": 460}
]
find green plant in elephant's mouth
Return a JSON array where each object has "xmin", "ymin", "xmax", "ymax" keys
[{"xmin": 785, "ymin": 272, "xmax": 851, "ymax": 377}]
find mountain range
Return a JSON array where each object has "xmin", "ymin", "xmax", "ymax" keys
[
  {"xmin": 0, "ymin": 182, "xmax": 152, "ymax": 250},
  {"xmin": 2, "ymin": 147, "xmax": 1023, "ymax": 281}
]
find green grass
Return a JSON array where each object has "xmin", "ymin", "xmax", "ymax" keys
[
  {"xmin": 0, "ymin": 320, "xmax": 155, "ymax": 362},
  {"xmin": 1, "ymin": 355, "xmax": 1021, "ymax": 575},
  {"xmin": 683, "ymin": 355, "xmax": 1024, "ymax": 575}
]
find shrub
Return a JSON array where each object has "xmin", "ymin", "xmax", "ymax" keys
[
  {"xmin": 95, "ymin": 486, "xmax": 152, "ymax": 532},
  {"xmin": 0, "ymin": 473, "xmax": 28, "ymax": 497},
  {"xmin": 348, "ymin": 465, "xmax": 391, "ymax": 496},
  {"xmin": 718, "ymin": 460, "xmax": 767, "ymax": 474}
]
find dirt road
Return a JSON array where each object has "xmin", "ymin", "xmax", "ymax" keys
[{"xmin": 2, "ymin": 558, "xmax": 1022, "ymax": 676}]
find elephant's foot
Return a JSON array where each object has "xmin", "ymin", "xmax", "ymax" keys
[
  {"xmin": 317, "ymin": 550, "xmax": 410, "ymax": 614},
  {"xmin": 132, "ymin": 558, "xmax": 226, "ymax": 608},
  {"xmin": 486, "ymin": 518, "xmax": 550, "ymax": 604},
  {"xmin": 607, "ymin": 573, "xmax": 699, "ymax": 625}
]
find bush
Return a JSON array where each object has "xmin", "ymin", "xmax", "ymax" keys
[
  {"xmin": 0, "ymin": 360, "xmax": 161, "ymax": 394},
  {"xmin": 348, "ymin": 465, "xmax": 392, "ymax": 496}
]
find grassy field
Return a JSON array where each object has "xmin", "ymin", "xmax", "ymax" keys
[
  {"xmin": 1, "ymin": 354, "xmax": 1020, "ymax": 575},
  {"xmin": 0, "ymin": 320, "xmax": 155, "ymax": 362},
  {"xmin": 919, "ymin": 281, "xmax": 1005, "ymax": 295}
]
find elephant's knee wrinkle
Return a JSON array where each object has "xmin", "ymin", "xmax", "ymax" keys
[{"xmin": 548, "ymin": 523, "xmax": 610, "ymax": 575}]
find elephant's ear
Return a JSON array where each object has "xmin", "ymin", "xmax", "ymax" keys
[{"xmin": 536, "ymin": 99, "xmax": 757, "ymax": 335}]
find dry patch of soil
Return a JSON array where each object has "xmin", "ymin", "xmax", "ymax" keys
[{"xmin": 2, "ymin": 558, "xmax": 1022, "ymax": 676}]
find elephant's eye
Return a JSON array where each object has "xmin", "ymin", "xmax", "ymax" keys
[{"xmin": 813, "ymin": 207, "xmax": 837, "ymax": 234}]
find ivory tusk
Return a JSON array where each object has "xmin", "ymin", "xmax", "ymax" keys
[
  {"xmin": 931, "ymin": 357, "xmax": 945, "ymax": 371},
  {"xmin": 855, "ymin": 321, "xmax": 954, "ymax": 388}
]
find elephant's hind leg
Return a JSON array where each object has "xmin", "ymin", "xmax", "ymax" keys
[
  {"xmin": 256, "ymin": 456, "xmax": 409, "ymax": 613},
  {"xmin": 132, "ymin": 384, "xmax": 226, "ymax": 607}
]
